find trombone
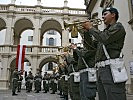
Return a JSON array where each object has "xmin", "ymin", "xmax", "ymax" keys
[{"xmin": 64, "ymin": 18, "xmax": 103, "ymax": 38}]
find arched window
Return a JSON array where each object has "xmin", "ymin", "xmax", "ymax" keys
[
  {"xmin": 128, "ymin": 0, "xmax": 133, "ymax": 30},
  {"xmin": 49, "ymin": 38, "xmax": 54, "ymax": 46},
  {"xmin": 48, "ymin": 62, "xmax": 53, "ymax": 70},
  {"xmin": 131, "ymin": 0, "xmax": 133, "ymax": 13}
]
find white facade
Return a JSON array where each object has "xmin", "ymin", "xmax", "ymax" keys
[{"xmin": 0, "ymin": 0, "xmax": 88, "ymax": 89}]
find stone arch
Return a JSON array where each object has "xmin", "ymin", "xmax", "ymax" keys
[
  {"xmin": 8, "ymin": 55, "xmax": 32, "ymax": 69},
  {"xmin": 38, "ymin": 55, "xmax": 58, "ymax": 71},
  {"xmin": 13, "ymin": 17, "xmax": 34, "ymax": 45},
  {"xmin": 40, "ymin": 18, "xmax": 62, "ymax": 46},
  {"xmin": 41, "ymin": 18, "xmax": 62, "ymax": 36},
  {"xmin": 14, "ymin": 17, "xmax": 34, "ymax": 28},
  {"xmin": 0, "ymin": 17, "xmax": 6, "ymax": 31},
  {"xmin": 8, "ymin": 55, "xmax": 32, "ymax": 88}
]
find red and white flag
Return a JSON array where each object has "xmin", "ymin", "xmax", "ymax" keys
[{"xmin": 16, "ymin": 45, "xmax": 26, "ymax": 72}]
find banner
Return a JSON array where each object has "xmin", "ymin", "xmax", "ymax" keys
[{"xmin": 16, "ymin": 45, "xmax": 26, "ymax": 72}]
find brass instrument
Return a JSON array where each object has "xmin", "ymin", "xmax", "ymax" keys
[{"xmin": 64, "ymin": 18, "xmax": 103, "ymax": 38}]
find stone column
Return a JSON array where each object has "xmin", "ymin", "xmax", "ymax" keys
[
  {"xmin": 62, "ymin": 0, "xmax": 69, "ymax": 47},
  {"xmin": 5, "ymin": 14, "xmax": 14, "ymax": 45},
  {"xmin": 33, "ymin": 15, "xmax": 41, "ymax": 45},
  {"xmin": 33, "ymin": 28, "xmax": 40, "ymax": 45},
  {"xmin": 0, "ymin": 55, "xmax": 10, "ymax": 90},
  {"xmin": 62, "ymin": 29, "xmax": 69, "ymax": 46},
  {"xmin": 31, "ymin": 55, "xmax": 39, "ymax": 76}
]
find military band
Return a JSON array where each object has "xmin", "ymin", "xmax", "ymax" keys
[
  {"xmin": 82, "ymin": 7, "xmax": 127, "ymax": 100},
  {"xmin": 11, "ymin": 7, "xmax": 127, "ymax": 100}
]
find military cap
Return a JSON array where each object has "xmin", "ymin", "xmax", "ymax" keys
[{"xmin": 102, "ymin": 7, "xmax": 119, "ymax": 15}]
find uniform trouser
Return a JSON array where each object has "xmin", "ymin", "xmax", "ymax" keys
[
  {"xmin": 61, "ymin": 76, "xmax": 68, "ymax": 95},
  {"xmin": 51, "ymin": 81, "xmax": 57, "ymax": 93},
  {"xmin": 35, "ymin": 81, "xmax": 41, "ymax": 92},
  {"xmin": 27, "ymin": 82, "xmax": 33, "ymax": 92},
  {"xmin": 58, "ymin": 79, "xmax": 62, "ymax": 94},
  {"xmin": 61, "ymin": 76, "xmax": 68, "ymax": 100},
  {"xmin": 80, "ymin": 71, "xmax": 96, "ymax": 100},
  {"xmin": 68, "ymin": 75, "xmax": 80, "ymax": 100},
  {"xmin": 97, "ymin": 65, "xmax": 127, "ymax": 100},
  {"xmin": 43, "ymin": 81, "xmax": 49, "ymax": 92},
  {"xmin": 17, "ymin": 82, "xmax": 22, "ymax": 91},
  {"xmin": 12, "ymin": 79, "xmax": 18, "ymax": 94}
]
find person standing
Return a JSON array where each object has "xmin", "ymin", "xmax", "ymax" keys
[
  {"xmin": 83, "ymin": 7, "xmax": 127, "ymax": 100},
  {"xmin": 50, "ymin": 71, "xmax": 57, "ymax": 94},
  {"xmin": 66, "ymin": 44, "xmax": 81, "ymax": 100},
  {"xmin": 34, "ymin": 70, "xmax": 42, "ymax": 93},
  {"xmin": 57, "ymin": 64, "xmax": 63, "ymax": 97},
  {"xmin": 12, "ymin": 68, "xmax": 19, "ymax": 96},
  {"xmin": 77, "ymin": 34, "xmax": 97, "ymax": 100},
  {"xmin": 17, "ymin": 71, "xmax": 23, "ymax": 92},
  {"xmin": 25, "ymin": 71, "xmax": 34, "ymax": 92},
  {"xmin": 43, "ymin": 72, "xmax": 49, "ymax": 93}
]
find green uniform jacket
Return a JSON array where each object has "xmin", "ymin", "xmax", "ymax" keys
[{"xmin": 88, "ymin": 22, "xmax": 126, "ymax": 62}]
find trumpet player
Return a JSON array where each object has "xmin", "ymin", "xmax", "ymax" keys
[{"xmin": 82, "ymin": 7, "xmax": 127, "ymax": 100}]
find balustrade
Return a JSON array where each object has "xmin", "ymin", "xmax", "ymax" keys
[
  {"xmin": 39, "ymin": 46, "xmax": 61, "ymax": 53},
  {"xmin": 0, "ymin": 4, "xmax": 86, "ymax": 15},
  {"xmin": 0, "ymin": 45, "xmax": 62, "ymax": 54},
  {"xmin": 0, "ymin": 5, "xmax": 9, "ymax": 11},
  {"xmin": 15, "ymin": 6, "xmax": 36, "ymax": 12},
  {"xmin": 0, "ymin": 45, "xmax": 5, "ymax": 53}
]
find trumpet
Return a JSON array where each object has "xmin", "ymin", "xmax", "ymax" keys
[{"xmin": 64, "ymin": 18, "xmax": 103, "ymax": 38}]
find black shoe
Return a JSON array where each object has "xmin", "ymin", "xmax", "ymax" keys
[
  {"xmin": 51, "ymin": 92, "xmax": 55, "ymax": 94},
  {"xmin": 35, "ymin": 91, "xmax": 39, "ymax": 93},
  {"xmin": 26, "ymin": 90, "xmax": 30, "ymax": 93},
  {"xmin": 57, "ymin": 93, "xmax": 61, "ymax": 95},
  {"xmin": 17, "ymin": 91, "xmax": 20, "ymax": 92},
  {"xmin": 12, "ymin": 93, "xmax": 18, "ymax": 96},
  {"xmin": 60, "ymin": 96, "xmax": 64, "ymax": 98}
]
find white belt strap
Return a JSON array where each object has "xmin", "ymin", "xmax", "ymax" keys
[
  {"xmin": 96, "ymin": 44, "xmax": 123, "ymax": 68},
  {"xmin": 102, "ymin": 44, "xmax": 123, "ymax": 59},
  {"xmin": 69, "ymin": 72, "xmax": 79, "ymax": 76},
  {"xmin": 80, "ymin": 68, "xmax": 89, "ymax": 73}
]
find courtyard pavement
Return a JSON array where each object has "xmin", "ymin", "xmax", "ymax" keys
[{"xmin": 0, "ymin": 89, "xmax": 133, "ymax": 100}]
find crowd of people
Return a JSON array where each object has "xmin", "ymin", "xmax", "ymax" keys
[
  {"xmin": 12, "ymin": 7, "xmax": 127, "ymax": 100},
  {"xmin": 55, "ymin": 7, "xmax": 127, "ymax": 100},
  {"xmin": 11, "ymin": 68, "xmax": 60, "ymax": 95}
]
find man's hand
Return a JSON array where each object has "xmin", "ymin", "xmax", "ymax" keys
[
  {"xmin": 82, "ymin": 21, "xmax": 93, "ymax": 30},
  {"xmin": 70, "ymin": 44, "xmax": 77, "ymax": 49}
]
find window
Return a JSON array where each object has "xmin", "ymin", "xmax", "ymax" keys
[
  {"xmin": 128, "ymin": 0, "xmax": 133, "ymax": 29},
  {"xmin": 132, "ymin": 0, "xmax": 133, "ymax": 13},
  {"xmin": 49, "ymin": 38, "xmax": 54, "ymax": 46},
  {"xmin": 47, "ymin": 30, "xmax": 56, "ymax": 35},
  {"xmin": 100, "ymin": 0, "xmax": 114, "ymax": 8},
  {"xmin": 129, "ymin": 61, "xmax": 133, "ymax": 75},
  {"xmin": 46, "ymin": 38, "xmax": 49, "ymax": 45},
  {"xmin": 28, "ymin": 36, "xmax": 33, "ymax": 41},
  {"xmin": 48, "ymin": 62, "xmax": 53, "ymax": 70},
  {"xmin": 84, "ymin": 0, "xmax": 90, "ymax": 6}
]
